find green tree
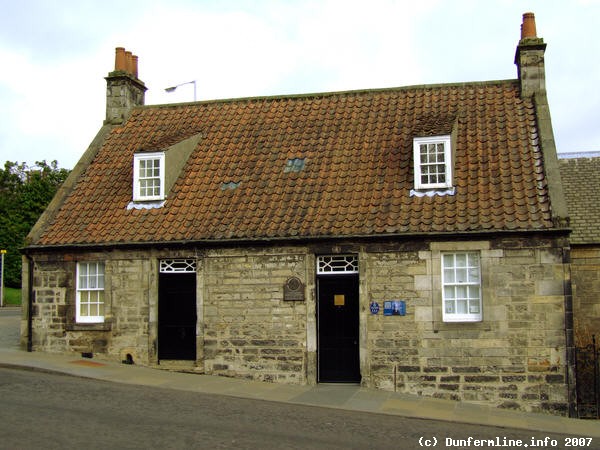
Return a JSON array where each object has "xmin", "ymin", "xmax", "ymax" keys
[{"xmin": 0, "ymin": 160, "xmax": 70, "ymax": 287}]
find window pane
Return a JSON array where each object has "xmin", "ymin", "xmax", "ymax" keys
[
  {"xmin": 442, "ymin": 254, "xmax": 454, "ymax": 268},
  {"xmin": 456, "ymin": 268, "xmax": 467, "ymax": 283},
  {"xmin": 445, "ymin": 300, "xmax": 455, "ymax": 314},
  {"xmin": 455, "ymin": 254, "xmax": 467, "ymax": 267},
  {"xmin": 79, "ymin": 292, "xmax": 89, "ymax": 316},
  {"xmin": 456, "ymin": 285, "xmax": 467, "ymax": 299},
  {"xmin": 98, "ymin": 293, "xmax": 105, "ymax": 316},
  {"xmin": 444, "ymin": 286, "xmax": 455, "ymax": 299},
  {"xmin": 457, "ymin": 300, "xmax": 468, "ymax": 314},
  {"xmin": 468, "ymin": 267, "xmax": 480, "ymax": 283},
  {"xmin": 468, "ymin": 286, "xmax": 480, "ymax": 300},
  {"xmin": 443, "ymin": 268, "xmax": 455, "ymax": 283}
]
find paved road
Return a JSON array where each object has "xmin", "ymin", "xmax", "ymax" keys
[
  {"xmin": 0, "ymin": 307, "xmax": 20, "ymax": 349},
  {"xmin": 0, "ymin": 368, "xmax": 581, "ymax": 450}
]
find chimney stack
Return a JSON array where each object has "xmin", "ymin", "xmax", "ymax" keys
[
  {"xmin": 105, "ymin": 47, "xmax": 147, "ymax": 125},
  {"xmin": 514, "ymin": 13, "xmax": 569, "ymax": 230},
  {"xmin": 515, "ymin": 12, "xmax": 547, "ymax": 98}
]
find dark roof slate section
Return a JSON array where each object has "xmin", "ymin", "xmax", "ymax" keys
[
  {"xmin": 35, "ymin": 80, "xmax": 553, "ymax": 246},
  {"xmin": 559, "ymin": 156, "xmax": 600, "ymax": 244}
]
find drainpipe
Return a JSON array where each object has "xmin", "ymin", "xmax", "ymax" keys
[
  {"xmin": 562, "ymin": 246, "xmax": 577, "ymax": 417},
  {"xmin": 26, "ymin": 255, "xmax": 34, "ymax": 352}
]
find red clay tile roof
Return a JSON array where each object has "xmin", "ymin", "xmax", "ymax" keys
[
  {"xmin": 35, "ymin": 80, "xmax": 553, "ymax": 246},
  {"xmin": 559, "ymin": 156, "xmax": 600, "ymax": 244}
]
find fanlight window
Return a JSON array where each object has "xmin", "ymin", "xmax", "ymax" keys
[
  {"xmin": 317, "ymin": 255, "xmax": 358, "ymax": 275},
  {"xmin": 160, "ymin": 259, "xmax": 197, "ymax": 273}
]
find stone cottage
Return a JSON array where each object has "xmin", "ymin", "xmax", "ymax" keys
[{"xmin": 22, "ymin": 13, "xmax": 575, "ymax": 415}]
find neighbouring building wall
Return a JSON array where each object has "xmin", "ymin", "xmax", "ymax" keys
[{"xmin": 571, "ymin": 246, "xmax": 600, "ymax": 345}]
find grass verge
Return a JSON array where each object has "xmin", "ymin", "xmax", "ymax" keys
[{"xmin": 3, "ymin": 287, "xmax": 21, "ymax": 306}]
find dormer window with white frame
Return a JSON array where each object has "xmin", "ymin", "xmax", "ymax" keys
[
  {"xmin": 133, "ymin": 152, "xmax": 165, "ymax": 202},
  {"xmin": 413, "ymin": 135, "xmax": 453, "ymax": 191}
]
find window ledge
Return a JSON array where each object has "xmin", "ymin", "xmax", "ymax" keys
[
  {"xmin": 433, "ymin": 320, "xmax": 491, "ymax": 332},
  {"xmin": 67, "ymin": 322, "xmax": 112, "ymax": 332},
  {"xmin": 410, "ymin": 187, "xmax": 455, "ymax": 197},
  {"xmin": 127, "ymin": 200, "xmax": 166, "ymax": 210}
]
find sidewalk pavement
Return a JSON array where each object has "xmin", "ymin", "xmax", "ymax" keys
[{"xmin": 0, "ymin": 346, "xmax": 598, "ymax": 438}]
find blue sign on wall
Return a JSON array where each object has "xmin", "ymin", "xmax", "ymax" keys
[
  {"xmin": 383, "ymin": 300, "xmax": 406, "ymax": 316},
  {"xmin": 370, "ymin": 302, "xmax": 380, "ymax": 315}
]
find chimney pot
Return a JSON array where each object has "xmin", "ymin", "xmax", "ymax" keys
[
  {"xmin": 125, "ymin": 51, "xmax": 133, "ymax": 75},
  {"xmin": 521, "ymin": 12, "xmax": 537, "ymax": 39},
  {"xmin": 132, "ymin": 55, "xmax": 139, "ymax": 78},
  {"xmin": 115, "ymin": 47, "xmax": 127, "ymax": 72}
]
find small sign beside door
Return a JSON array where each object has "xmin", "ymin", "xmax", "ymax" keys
[
  {"xmin": 370, "ymin": 302, "xmax": 380, "ymax": 315},
  {"xmin": 384, "ymin": 300, "xmax": 406, "ymax": 316}
]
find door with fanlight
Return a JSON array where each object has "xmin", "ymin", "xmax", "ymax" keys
[
  {"xmin": 158, "ymin": 259, "xmax": 197, "ymax": 360},
  {"xmin": 317, "ymin": 255, "xmax": 361, "ymax": 383}
]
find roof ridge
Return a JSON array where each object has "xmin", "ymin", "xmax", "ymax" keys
[{"xmin": 142, "ymin": 79, "xmax": 520, "ymax": 109}]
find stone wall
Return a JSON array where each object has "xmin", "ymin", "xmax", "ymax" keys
[
  {"xmin": 363, "ymin": 237, "xmax": 569, "ymax": 415},
  {"xmin": 23, "ymin": 235, "xmax": 571, "ymax": 415},
  {"xmin": 202, "ymin": 248, "xmax": 309, "ymax": 383},
  {"xmin": 23, "ymin": 251, "xmax": 154, "ymax": 364},
  {"xmin": 571, "ymin": 246, "xmax": 600, "ymax": 346}
]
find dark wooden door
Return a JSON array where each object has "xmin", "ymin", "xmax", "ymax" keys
[
  {"xmin": 158, "ymin": 272, "xmax": 196, "ymax": 360},
  {"xmin": 317, "ymin": 275, "xmax": 360, "ymax": 382}
]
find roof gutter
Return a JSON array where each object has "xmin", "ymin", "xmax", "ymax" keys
[{"xmin": 22, "ymin": 226, "xmax": 572, "ymax": 254}]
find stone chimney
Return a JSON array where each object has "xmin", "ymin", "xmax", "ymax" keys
[
  {"xmin": 514, "ymin": 12, "xmax": 547, "ymax": 98},
  {"xmin": 105, "ymin": 47, "xmax": 147, "ymax": 125},
  {"xmin": 514, "ymin": 13, "xmax": 569, "ymax": 229}
]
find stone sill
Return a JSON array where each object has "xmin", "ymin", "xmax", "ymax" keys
[{"xmin": 66, "ymin": 322, "xmax": 112, "ymax": 332}]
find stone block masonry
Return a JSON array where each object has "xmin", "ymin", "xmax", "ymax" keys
[
  {"xmin": 364, "ymin": 237, "xmax": 569, "ymax": 415},
  {"xmin": 202, "ymin": 248, "xmax": 308, "ymax": 383},
  {"xmin": 22, "ymin": 235, "xmax": 570, "ymax": 415}
]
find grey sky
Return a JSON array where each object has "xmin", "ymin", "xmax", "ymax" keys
[{"xmin": 1, "ymin": 0, "xmax": 598, "ymax": 168}]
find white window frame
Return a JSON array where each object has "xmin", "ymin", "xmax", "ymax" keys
[
  {"xmin": 76, "ymin": 262, "xmax": 105, "ymax": 323},
  {"xmin": 413, "ymin": 136, "xmax": 452, "ymax": 190},
  {"xmin": 441, "ymin": 252, "xmax": 482, "ymax": 322},
  {"xmin": 317, "ymin": 255, "xmax": 359, "ymax": 275},
  {"xmin": 159, "ymin": 259, "xmax": 197, "ymax": 273},
  {"xmin": 133, "ymin": 152, "xmax": 165, "ymax": 201}
]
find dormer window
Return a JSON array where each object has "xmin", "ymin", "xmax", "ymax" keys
[
  {"xmin": 133, "ymin": 152, "xmax": 165, "ymax": 201},
  {"xmin": 413, "ymin": 136, "xmax": 452, "ymax": 190}
]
